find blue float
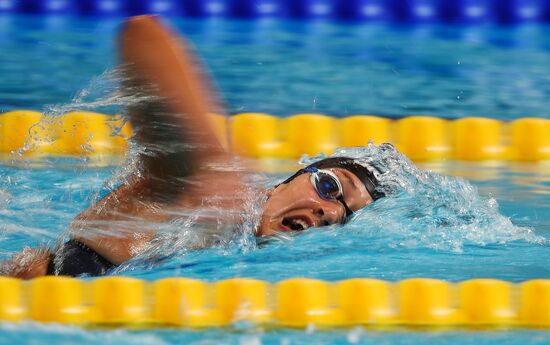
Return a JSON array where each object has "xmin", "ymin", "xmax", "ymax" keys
[
  {"xmin": 184, "ymin": 0, "xmax": 230, "ymax": 17},
  {"xmin": 440, "ymin": 0, "xmax": 493, "ymax": 23},
  {"xmin": 337, "ymin": 0, "xmax": 394, "ymax": 21},
  {"xmin": 79, "ymin": 0, "xmax": 127, "ymax": 16},
  {"xmin": 20, "ymin": 0, "xmax": 77, "ymax": 14},
  {"xmin": 289, "ymin": 0, "xmax": 337, "ymax": 18},
  {"xmin": 0, "ymin": 0, "xmax": 17, "ymax": 13},
  {"xmin": 230, "ymin": 0, "xmax": 287, "ymax": 18},
  {"xmin": 495, "ymin": 0, "xmax": 546, "ymax": 23},
  {"xmin": 392, "ymin": 0, "xmax": 443, "ymax": 22},
  {"xmin": 128, "ymin": 0, "xmax": 185, "ymax": 16}
]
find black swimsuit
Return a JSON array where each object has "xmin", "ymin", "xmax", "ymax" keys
[{"xmin": 47, "ymin": 239, "xmax": 116, "ymax": 276}]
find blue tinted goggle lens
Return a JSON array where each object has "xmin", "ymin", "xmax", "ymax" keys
[
  {"xmin": 308, "ymin": 169, "xmax": 354, "ymax": 224},
  {"xmin": 313, "ymin": 172, "xmax": 342, "ymax": 200}
]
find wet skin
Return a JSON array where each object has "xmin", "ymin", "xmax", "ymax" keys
[{"xmin": 258, "ymin": 167, "xmax": 374, "ymax": 236}]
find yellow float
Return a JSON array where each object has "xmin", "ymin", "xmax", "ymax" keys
[
  {"xmin": 0, "ymin": 276, "xmax": 549, "ymax": 329},
  {"xmin": 0, "ymin": 111, "xmax": 549, "ymax": 162}
]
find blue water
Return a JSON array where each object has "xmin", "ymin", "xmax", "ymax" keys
[
  {"xmin": 0, "ymin": 14, "xmax": 550, "ymax": 345},
  {"xmin": 3, "ymin": 15, "xmax": 550, "ymax": 118}
]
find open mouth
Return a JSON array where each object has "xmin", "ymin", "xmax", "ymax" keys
[{"xmin": 281, "ymin": 216, "xmax": 313, "ymax": 232}]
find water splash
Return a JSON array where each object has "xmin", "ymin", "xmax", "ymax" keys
[
  {"xmin": 18, "ymin": 67, "xmax": 155, "ymax": 160},
  {"xmin": 43, "ymin": 67, "xmax": 158, "ymax": 117},
  {"xmin": 125, "ymin": 142, "xmax": 546, "ymax": 275},
  {"xmin": 299, "ymin": 143, "xmax": 545, "ymax": 253},
  {"xmin": 114, "ymin": 170, "xmax": 263, "ymax": 273},
  {"xmin": 1, "ymin": 66, "xmax": 544, "ymax": 271},
  {"xmin": 20, "ymin": 67, "xmax": 260, "ymax": 268}
]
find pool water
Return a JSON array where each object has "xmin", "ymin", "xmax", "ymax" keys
[
  {"xmin": 0, "ymin": 156, "xmax": 549, "ymax": 344},
  {"xmin": 0, "ymin": 14, "xmax": 550, "ymax": 345},
  {"xmin": 3, "ymin": 15, "xmax": 550, "ymax": 119}
]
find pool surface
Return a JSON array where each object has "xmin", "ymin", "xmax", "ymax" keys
[
  {"xmin": 2, "ymin": 15, "xmax": 550, "ymax": 119},
  {"xmin": 0, "ymin": 14, "xmax": 549, "ymax": 345}
]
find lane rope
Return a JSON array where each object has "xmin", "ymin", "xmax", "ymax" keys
[
  {"xmin": 1, "ymin": 276, "xmax": 549, "ymax": 328},
  {"xmin": 2, "ymin": 0, "xmax": 549, "ymax": 24},
  {"xmin": 1, "ymin": 111, "xmax": 548, "ymax": 162}
]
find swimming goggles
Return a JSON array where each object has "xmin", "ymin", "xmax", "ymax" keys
[{"xmin": 305, "ymin": 167, "xmax": 354, "ymax": 224}]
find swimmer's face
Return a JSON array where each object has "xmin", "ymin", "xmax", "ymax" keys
[{"xmin": 258, "ymin": 168, "xmax": 373, "ymax": 236}]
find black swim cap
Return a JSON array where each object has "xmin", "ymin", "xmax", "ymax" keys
[{"xmin": 279, "ymin": 157, "xmax": 384, "ymax": 200}]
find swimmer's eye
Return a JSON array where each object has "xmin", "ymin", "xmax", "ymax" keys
[
  {"xmin": 309, "ymin": 168, "xmax": 354, "ymax": 224},
  {"xmin": 312, "ymin": 171, "xmax": 343, "ymax": 200}
]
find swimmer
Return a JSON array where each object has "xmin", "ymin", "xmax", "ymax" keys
[{"xmin": 0, "ymin": 15, "xmax": 384, "ymax": 279}]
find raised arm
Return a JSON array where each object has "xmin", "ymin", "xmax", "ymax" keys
[
  {"xmin": 2, "ymin": 15, "xmax": 245, "ymax": 278},
  {"xmin": 68, "ymin": 15, "xmax": 244, "ymax": 265}
]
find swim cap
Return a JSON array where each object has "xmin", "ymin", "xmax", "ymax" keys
[{"xmin": 279, "ymin": 157, "xmax": 384, "ymax": 200}]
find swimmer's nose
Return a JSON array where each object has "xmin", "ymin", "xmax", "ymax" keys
[{"xmin": 315, "ymin": 203, "xmax": 342, "ymax": 226}]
